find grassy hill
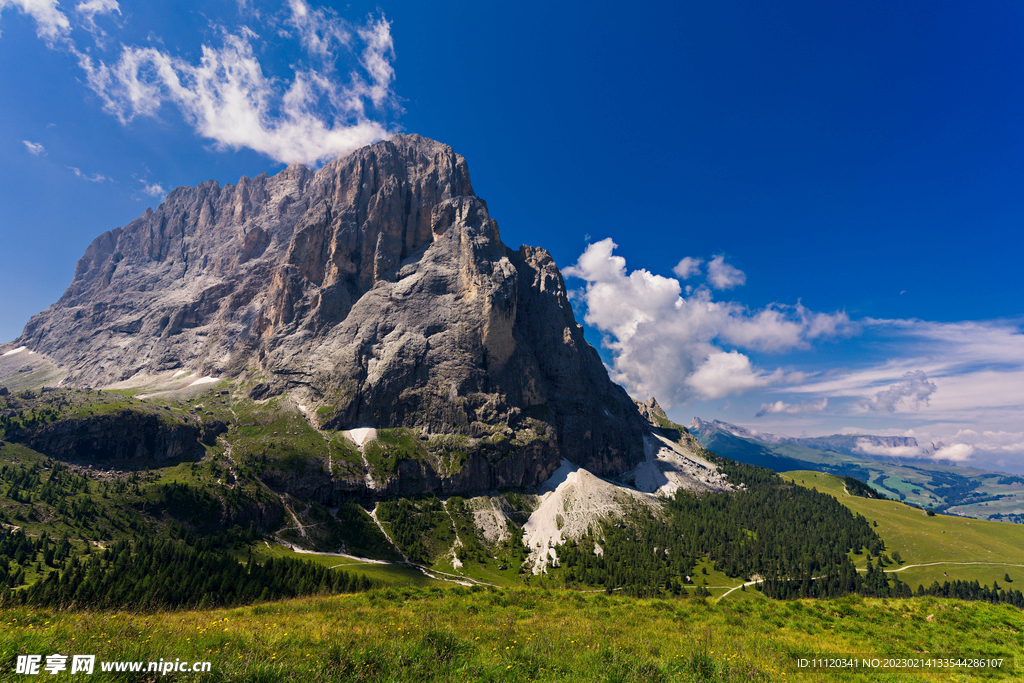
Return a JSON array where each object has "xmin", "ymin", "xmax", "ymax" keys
[
  {"xmin": 3, "ymin": 587, "xmax": 1022, "ymax": 682},
  {"xmin": 786, "ymin": 470, "xmax": 1024, "ymax": 590}
]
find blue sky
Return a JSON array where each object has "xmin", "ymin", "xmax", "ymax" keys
[{"xmin": 2, "ymin": 1, "xmax": 1023, "ymax": 471}]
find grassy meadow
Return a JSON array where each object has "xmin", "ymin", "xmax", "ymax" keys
[
  {"xmin": 785, "ymin": 471, "xmax": 1024, "ymax": 583},
  {"xmin": 3, "ymin": 585, "xmax": 1023, "ymax": 682}
]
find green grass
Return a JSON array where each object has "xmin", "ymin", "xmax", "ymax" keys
[
  {"xmin": 785, "ymin": 470, "xmax": 1024, "ymax": 585},
  {"xmin": 226, "ymin": 397, "xmax": 331, "ymax": 475},
  {"xmin": 2, "ymin": 588, "xmax": 1022, "ymax": 681},
  {"xmin": 363, "ymin": 428, "xmax": 431, "ymax": 478},
  {"xmin": 689, "ymin": 558, "xmax": 747, "ymax": 596},
  {"xmin": 326, "ymin": 432, "xmax": 365, "ymax": 475},
  {"xmin": 247, "ymin": 542, "xmax": 442, "ymax": 588}
]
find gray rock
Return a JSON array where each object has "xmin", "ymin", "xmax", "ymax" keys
[
  {"xmin": 16, "ymin": 135, "xmax": 650, "ymax": 486},
  {"xmin": 635, "ymin": 397, "xmax": 668, "ymax": 425}
]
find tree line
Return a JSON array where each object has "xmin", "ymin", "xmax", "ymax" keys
[
  {"xmin": 554, "ymin": 459, "xmax": 883, "ymax": 599},
  {"xmin": 1, "ymin": 533, "xmax": 378, "ymax": 609}
]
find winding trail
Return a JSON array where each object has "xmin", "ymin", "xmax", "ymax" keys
[
  {"xmin": 881, "ymin": 561, "xmax": 1024, "ymax": 573},
  {"xmin": 716, "ymin": 561, "xmax": 1024, "ymax": 602}
]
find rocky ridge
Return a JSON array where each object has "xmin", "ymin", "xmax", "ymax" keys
[{"xmin": 8, "ymin": 135, "xmax": 649, "ymax": 491}]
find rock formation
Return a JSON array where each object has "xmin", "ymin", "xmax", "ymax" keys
[{"xmin": 14, "ymin": 135, "xmax": 649, "ymax": 484}]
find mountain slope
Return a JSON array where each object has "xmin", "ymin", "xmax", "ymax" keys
[{"xmin": 5, "ymin": 135, "xmax": 648, "ymax": 487}]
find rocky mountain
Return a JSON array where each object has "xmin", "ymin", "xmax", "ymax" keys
[{"xmin": 7, "ymin": 135, "xmax": 648, "ymax": 489}]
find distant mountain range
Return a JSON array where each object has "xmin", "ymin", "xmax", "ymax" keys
[
  {"xmin": 689, "ymin": 417, "xmax": 946, "ymax": 464},
  {"xmin": 688, "ymin": 417, "xmax": 1024, "ymax": 523}
]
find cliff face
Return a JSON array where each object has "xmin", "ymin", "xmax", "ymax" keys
[
  {"xmin": 16, "ymin": 135, "xmax": 648, "ymax": 481},
  {"xmin": 6, "ymin": 410, "xmax": 219, "ymax": 462},
  {"xmin": 20, "ymin": 135, "xmax": 472, "ymax": 385}
]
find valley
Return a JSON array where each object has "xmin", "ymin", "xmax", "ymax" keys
[{"xmin": 690, "ymin": 418, "xmax": 1024, "ymax": 522}]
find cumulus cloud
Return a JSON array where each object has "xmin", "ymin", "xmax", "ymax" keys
[
  {"xmin": 859, "ymin": 370, "xmax": 937, "ymax": 413},
  {"xmin": 706, "ymin": 254, "xmax": 746, "ymax": 290},
  {"xmin": 687, "ymin": 351, "xmax": 784, "ymax": 399},
  {"xmin": 139, "ymin": 180, "xmax": 165, "ymax": 198},
  {"xmin": 933, "ymin": 443, "xmax": 975, "ymax": 462},
  {"xmin": 67, "ymin": 166, "xmax": 107, "ymax": 182},
  {"xmin": 0, "ymin": 0, "xmax": 70, "ymax": 46},
  {"xmin": 563, "ymin": 238, "xmax": 851, "ymax": 405},
  {"xmin": 756, "ymin": 397, "xmax": 828, "ymax": 417},
  {"xmin": 672, "ymin": 256, "xmax": 702, "ymax": 279},
  {"xmin": 22, "ymin": 140, "xmax": 45, "ymax": 155}
]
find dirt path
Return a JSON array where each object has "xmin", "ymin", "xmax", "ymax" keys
[
  {"xmin": 367, "ymin": 504, "xmax": 492, "ymax": 587},
  {"xmin": 716, "ymin": 561, "xmax": 1024, "ymax": 602},
  {"xmin": 881, "ymin": 561, "xmax": 1024, "ymax": 573},
  {"xmin": 282, "ymin": 504, "xmax": 309, "ymax": 539},
  {"xmin": 718, "ymin": 579, "xmax": 763, "ymax": 600}
]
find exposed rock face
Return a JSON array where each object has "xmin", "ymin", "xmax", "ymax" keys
[
  {"xmin": 16, "ymin": 135, "xmax": 649, "ymax": 482},
  {"xmin": 11, "ymin": 411, "xmax": 221, "ymax": 463},
  {"xmin": 635, "ymin": 397, "xmax": 668, "ymax": 425}
]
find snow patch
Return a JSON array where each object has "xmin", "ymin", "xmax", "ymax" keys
[
  {"xmin": 172, "ymin": 370, "xmax": 189, "ymax": 378},
  {"xmin": 1, "ymin": 347, "xmax": 27, "ymax": 357},
  {"xmin": 348, "ymin": 427, "xmax": 377, "ymax": 447},
  {"xmin": 188, "ymin": 376, "xmax": 220, "ymax": 386},
  {"xmin": 297, "ymin": 404, "xmax": 308, "ymax": 413}
]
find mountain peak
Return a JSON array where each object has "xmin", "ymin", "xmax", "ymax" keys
[{"xmin": 12, "ymin": 135, "xmax": 648, "ymax": 490}]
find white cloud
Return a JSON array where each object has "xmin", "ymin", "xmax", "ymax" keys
[
  {"xmin": 139, "ymin": 180, "xmax": 165, "ymax": 198},
  {"xmin": 788, "ymin": 321, "xmax": 1024, "ymax": 424},
  {"xmin": 73, "ymin": 12, "xmax": 397, "ymax": 166},
  {"xmin": 753, "ymin": 319, "xmax": 1024, "ymax": 469},
  {"xmin": 22, "ymin": 140, "xmax": 45, "ymax": 155},
  {"xmin": 74, "ymin": 0, "xmax": 117, "ymax": 17},
  {"xmin": 756, "ymin": 397, "xmax": 828, "ymax": 417},
  {"xmin": 946, "ymin": 429, "xmax": 1024, "ymax": 455},
  {"xmin": 0, "ymin": 0, "xmax": 70, "ymax": 46},
  {"xmin": 706, "ymin": 254, "xmax": 746, "ymax": 290},
  {"xmin": 563, "ymin": 238, "xmax": 850, "ymax": 406},
  {"xmin": 285, "ymin": 0, "xmax": 349, "ymax": 61},
  {"xmin": 852, "ymin": 437, "xmax": 974, "ymax": 463},
  {"xmin": 853, "ymin": 439, "xmax": 925, "ymax": 458},
  {"xmin": 672, "ymin": 256, "xmax": 702, "ymax": 279},
  {"xmin": 67, "ymin": 165, "xmax": 106, "ymax": 182},
  {"xmin": 356, "ymin": 15, "xmax": 396, "ymax": 109},
  {"xmin": 933, "ymin": 443, "xmax": 975, "ymax": 462},
  {"xmin": 858, "ymin": 370, "xmax": 937, "ymax": 413},
  {"xmin": 75, "ymin": 0, "xmax": 120, "ymax": 46},
  {"xmin": 3, "ymin": 0, "xmax": 398, "ymax": 167},
  {"xmin": 687, "ymin": 351, "xmax": 783, "ymax": 399}
]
